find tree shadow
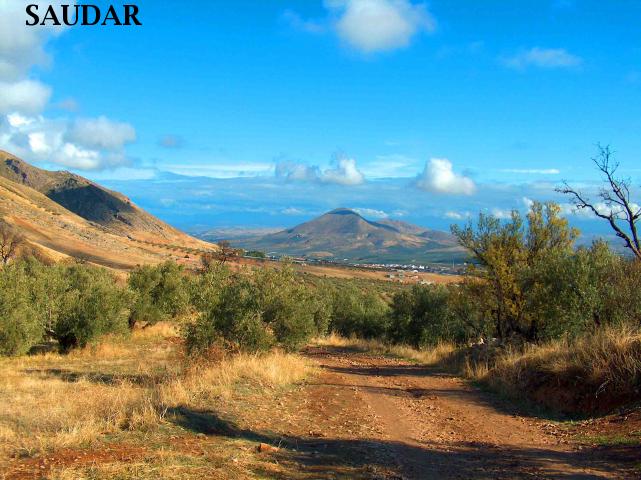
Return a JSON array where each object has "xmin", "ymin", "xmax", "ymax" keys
[
  {"xmin": 164, "ymin": 405, "xmax": 633, "ymax": 479},
  {"xmin": 24, "ymin": 368, "xmax": 161, "ymax": 387}
]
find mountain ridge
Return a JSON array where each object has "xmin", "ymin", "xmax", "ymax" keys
[{"xmin": 234, "ymin": 208, "xmax": 468, "ymax": 263}]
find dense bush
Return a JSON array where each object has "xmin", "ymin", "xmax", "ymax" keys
[
  {"xmin": 329, "ymin": 282, "xmax": 389, "ymax": 339},
  {"xmin": 389, "ymin": 285, "xmax": 463, "ymax": 347},
  {"xmin": 0, "ymin": 259, "xmax": 130, "ymax": 355},
  {"xmin": 53, "ymin": 265, "xmax": 130, "ymax": 351},
  {"xmin": 128, "ymin": 261, "xmax": 190, "ymax": 326},
  {"xmin": 0, "ymin": 262, "xmax": 43, "ymax": 355},
  {"xmin": 186, "ymin": 264, "xmax": 321, "ymax": 354}
]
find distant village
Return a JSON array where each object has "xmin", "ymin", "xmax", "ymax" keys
[{"xmin": 242, "ymin": 251, "xmax": 467, "ymax": 279}]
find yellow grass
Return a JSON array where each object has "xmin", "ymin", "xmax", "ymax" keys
[
  {"xmin": 479, "ymin": 326, "xmax": 641, "ymax": 408},
  {"xmin": 316, "ymin": 333, "xmax": 456, "ymax": 365},
  {"xmin": 0, "ymin": 331, "xmax": 313, "ymax": 462}
]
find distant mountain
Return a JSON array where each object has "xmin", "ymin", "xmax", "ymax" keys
[
  {"xmin": 234, "ymin": 208, "xmax": 469, "ymax": 263},
  {"xmin": 0, "ymin": 150, "xmax": 212, "ymax": 268}
]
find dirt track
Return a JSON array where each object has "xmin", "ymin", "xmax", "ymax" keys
[{"xmin": 297, "ymin": 346, "xmax": 627, "ymax": 479}]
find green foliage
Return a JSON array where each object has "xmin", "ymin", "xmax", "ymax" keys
[
  {"xmin": 452, "ymin": 202, "xmax": 579, "ymax": 341},
  {"xmin": 329, "ymin": 282, "xmax": 389, "ymax": 339},
  {"xmin": 128, "ymin": 261, "xmax": 190, "ymax": 326},
  {"xmin": 53, "ymin": 265, "xmax": 129, "ymax": 351},
  {"xmin": 389, "ymin": 284, "xmax": 465, "ymax": 347},
  {"xmin": 0, "ymin": 262, "xmax": 43, "ymax": 356},
  {"xmin": 0, "ymin": 260, "xmax": 130, "ymax": 355},
  {"xmin": 186, "ymin": 263, "xmax": 320, "ymax": 354}
]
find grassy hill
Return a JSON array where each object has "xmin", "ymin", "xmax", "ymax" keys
[{"xmin": 0, "ymin": 151, "xmax": 214, "ymax": 268}]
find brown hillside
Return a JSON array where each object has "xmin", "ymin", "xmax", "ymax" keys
[{"xmin": 0, "ymin": 151, "xmax": 214, "ymax": 269}]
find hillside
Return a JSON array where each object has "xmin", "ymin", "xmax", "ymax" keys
[
  {"xmin": 0, "ymin": 151, "xmax": 213, "ymax": 268},
  {"xmin": 0, "ymin": 150, "xmax": 193, "ymax": 242},
  {"xmin": 235, "ymin": 208, "xmax": 469, "ymax": 263}
]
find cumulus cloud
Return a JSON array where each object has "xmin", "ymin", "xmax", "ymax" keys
[
  {"xmin": 321, "ymin": 156, "xmax": 365, "ymax": 185},
  {"xmin": 67, "ymin": 116, "xmax": 136, "ymax": 151},
  {"xmin": 416, "ymin": 158, "xmax": 476, "ymax": 195},
  {"xmin": 0, "ymin": 80, "xmax": 51, "ymax": 114},
  {"xmin": 0, "ymin": 1, "xmax": 71, "ymax": 81},
  {"xmin": 327, "ymin": 0, "xmax": 436, "ymax": 52},
  {"xmin": 1, "ymin": 113, "xmax": 134, "ymax": 170},
  {"xmin": 276, "ymin": 155, "xmax": 365, "ymax": 185},
  {"xmin": 503, "ymin": 47, "xmax": 582, "ymax": 70}
]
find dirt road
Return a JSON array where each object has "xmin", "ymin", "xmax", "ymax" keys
[{"xmin": 287, "ymin": 346, "xmax": 628, "ymax": 479}]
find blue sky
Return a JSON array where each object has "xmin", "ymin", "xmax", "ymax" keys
[{"xmin": 1, "ymin": 0, "xmax": 640, "ymax": 235}]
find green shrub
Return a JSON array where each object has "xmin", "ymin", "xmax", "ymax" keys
[
  {"xmin": 128, "ymin": 261, "xmax": 190, "ymax": 326},
  {"xmin": 53, "ymin": 265, "xmax": 129, "ymax": 351},
  {"xmin": 186, "ymin": 264, "xmax": 319, "ymax": 354},
  {"xmin": 0, "ymin": 262, "xmax": 43, "ymax": 356},
  {"xmin": 329, "ymin": 282, "xmax": 389, "ymax": 339}
]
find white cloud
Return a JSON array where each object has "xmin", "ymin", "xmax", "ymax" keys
[
  {"xmin": 7, "ymin": 113, "xmax": 35, "ymax": 128},
  {"xmin": 321, "ymin": 156, "xmax": 365, "ymax": 185},
  {"xmin": 559, "ymin": 201, "xmax": 641, "ymax": 220},
  {"xmin": 416, "ymin": 158, "xmax": 476, "ymax": 195},
  {"xmin": 0, "ymin": 113, "xmax": 133, "ymax": 170},
  {"xmin": 491, "ymin": 208, "xmax": 514, "ymax": 219},
  {"xmin": 445, "ymin": 211, "xmax": 472, "ymax": 220},
  {"xmin": 67, "ymin": 116, "xmax": 136, "ymax": 150},
  {"xmin": 352, "ymin": 207, "xmax": 388, "ymax": 218},
  {"xmin": 503, "ymin": 47, "xmax": 582, "ymax": 70},
  {"xmin": 282, "ymin": 207, "xmax": 305, "ymax": 215},
  {"xmin": 275, "ymin": 161, "xmax": 321, "ymax": 182},
  {"xmin": 0, "ymin": 80, "xmax": 51, "ymax": 114},
  {"xmin": 275, "ymin": 156, "xmax": 365, "ymax": 185},
  {"xmin": 501, "ymin": 168, "xmax": 561, "ymax": 175},
  {"xmin": 0, "ymin": 1, "xmax": 139, "ymax": 172},
  {"xmin": 325, "ymin": 0, "xmax": 436, "ymax": 52},
  {"xmin": 0, "ymin": 1, "xmax": 71, "ymax": 81}
]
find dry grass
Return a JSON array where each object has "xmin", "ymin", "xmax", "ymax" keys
[
  {"xmin": 316, "ymin": 333, "xmax": 456, "ymax": 365},
  {"xmin": 319, "ymin": 326, "xmax": 641, "ymax": 414},
  {"xmin": 0, "ymin": 325, "xmax": 313, "ymax": 466},
  {"xmin": 476, "ymin": 326, "xmax": 641, "ymax": 413}
]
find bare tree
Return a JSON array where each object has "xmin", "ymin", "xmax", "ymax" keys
[
  {"xmin": 199, "ymin": 250, "xmax": 217, "ymax": 271},
  {"xmin": 557, "ymin": 145, "xmax": 641, "ymax": 260},
  {"xmin": 0, "ymin": 221, "xmax": 25, "ymax": 265},
  {"xmin": 216, "ymin": 240, "xmax": 237, "ymax": 265}
]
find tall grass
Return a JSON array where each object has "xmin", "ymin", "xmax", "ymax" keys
[
  {"xmin": 476, "ymin": 326, "xmax": 641, "ymax": 413},
  {"xmin": 0, "ymin": 327, "xmax": 312, "ymax": 460},
  {"xmin": 321, "ymin": 326, "xmax": 641, "ymax": 414}
]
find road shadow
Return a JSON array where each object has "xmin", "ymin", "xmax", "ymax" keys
[
  {"xmin": 307, "ymin": 345, "xmax": 579, "ymax": 422},
  {"xmin": 165, "ymin": 405, "xmax": 633, "ymax": 479}
]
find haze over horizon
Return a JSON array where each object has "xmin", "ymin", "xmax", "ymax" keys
[{"xmin": 1, "ymin": 0, "xmax": 640, "ymax": 238}]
